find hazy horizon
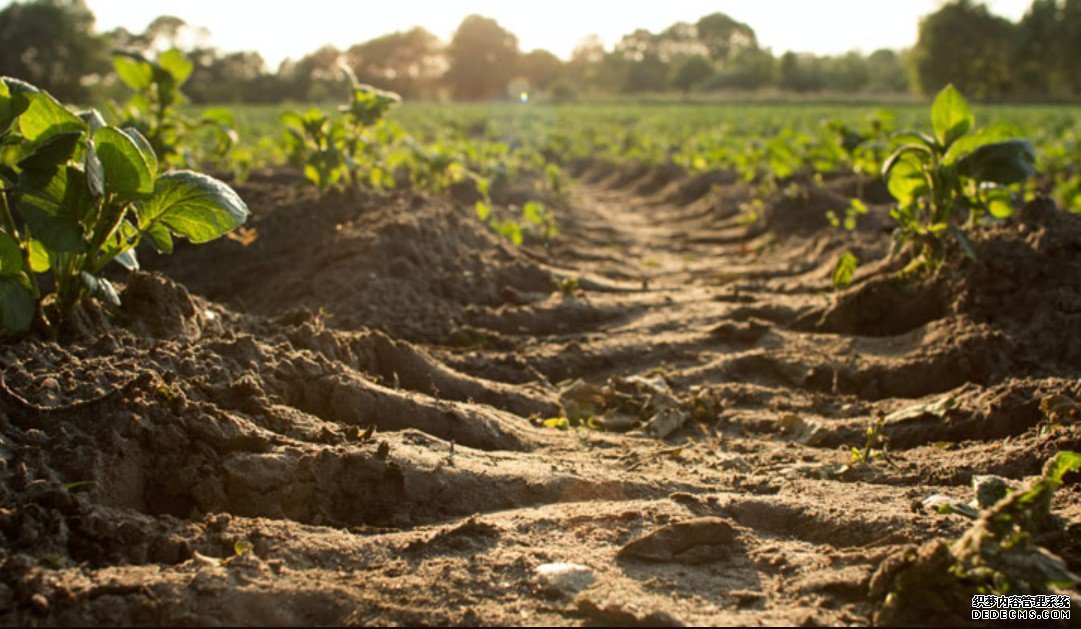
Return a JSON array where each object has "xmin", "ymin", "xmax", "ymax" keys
[{"xmin": 3, "ymin": 0, "xmax": 1034, "ymax": 67}]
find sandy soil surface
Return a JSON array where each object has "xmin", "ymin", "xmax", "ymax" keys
[{"xmin": 0, "ymin": 162, "xmax": 1078, "ymax": 625}]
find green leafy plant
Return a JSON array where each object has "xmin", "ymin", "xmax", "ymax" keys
[
  {"xmin": 282, "ymin": 67, "xmax": 401, "ymax": 195},
  {"xmin": 552, "ymin": 276, "xmax": 581, "ymax": 299},
  {"xmin": 281, "ymin": 108, "xmax": 346, "ymax": 193},
  {"xmin": 112, "ymin": 49, "xmax": 238, "ymax": 167},
  {"xmin": 831, "ymin": 250, "xmax": 859, "ymax": 289},
  {"xmin": 521, "ymin": 201, "xmax": 558, "ymax": 243},
  {"xmin": 882, "ymin": 84, "xmax": 1037, "ymax": 273},
  {"xmin": 338, "ymin": 65, "xmax": 401, "ymax": 189},
  {"xmin": 0, "ymin": 77, "xmax": 249, "ymax": 333}
]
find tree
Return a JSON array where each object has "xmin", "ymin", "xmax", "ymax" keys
[
  {"xmin": 517, "ymin": 49, "xmax": 563, "ymax": 92},
  {"xmin": 778, "ymin": 52, "xmax": 823, "ymax": 92},
  {"xmin": 707, "ymin": 47, "xmax": 774, "ymax": 90},
  {"xmin": 613, "ymin": 29, "xmax": 668, "ymax": 93},
  {"xmin": 1014, "ymin": 0, "xmax": 1081, "ymax": 97},
  {"xmin": 279, "ymin": 45, "xmax": 345, "ymax": 101},
  {"xmin": 0, "ymin": 0, "xmax": 107, "ymax": 101},
  {"xmin": 444, "ymin": 15, "xmax": 519, "ymax": 100},
  {"xmin": 344, "ymin": 27, "xmax": 444, "ymax": 99},
  {"xmin": 695, "ymin": 13, "xmax": 758, "ymax": 64},
  {"xmin": 865, "ymin": 49, "xmax": 909, "ymax": 94},
  {"xmin": 655, "ymin": 22, "xmax": 708, "ymax": 62},
  {"xmin": 565, "ymin": 35, "xmax": 618, "ymax": 96},
  {"xmin": 821, "ymin": 51, "xmax": 870, "ymax": 92},
  {"xmin": 911, "ymin": 0, "xmax": 1015, "ymax": 99},
  {"xmin": 186, "ymin": 50, "xmax": 272, "ymax": 103},
  {"xmin": 671, "ymin": 54, "xmax": 713, "ymax": 93}
]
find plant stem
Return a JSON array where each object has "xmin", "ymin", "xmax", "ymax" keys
[{"xmin": 0, "ymin": 189, "xmax": 16, "ymax": 236}]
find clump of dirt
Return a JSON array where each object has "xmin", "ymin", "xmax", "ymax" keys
[
  {"xmin": 758, "ymin": 181, "xmax": 851, "ymax": 236},
  {"xmin": 145, "ymin": 171, "xmax": 556, "ymax": 344},
  {"xmin": 631, "ymin": 163, "xmax": 685, "ymax": 197},
  {"xmin": 807, "ymin": 198, "xmax": 1081, "ymax": 382},
  {"xmin": 662, "ymin": 169, "xmax": 740, "ymax": 206}
]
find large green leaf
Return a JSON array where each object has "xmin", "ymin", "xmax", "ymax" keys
[
  {"xmin": 16, "ymin": 132, "xmax": 82, "ymax": 174},
  {"xmin": 141, "ymin": 171, "xmax": 249, "ymax": 243},
  {"xmin": 0, "ymin": 80, "xmax": 9, "ymax": 132},
  {"xmin": 157, "ymin": 49, "xmax": 194, "ymax": 86},
  {"xmin": 887, "ymin": 156, "xmax": 929, "ymax": 207},
  {"xmin": 18, "ymin": 92, "xmax": 85, "ymax": 147},
  {"xmin": 0, "ymin": 230, "xmax": 22, "ymax": 276},
  {"xmin": 942, "ymin": 122, "xmax": 1023, "ymax": 165},
  {"xmin": 0, "ymin": 77, "xmax": 38, "ymax": 131},
  {"xmin": 0, "ymin": 274, "xmax": 35, "ymax": 332},
  {"xmin": 280, "ymin": 110, "xmax": 306, "ymax": 131},
  {"xmin": 956, "ymin": 140, "xmax": 1037, "ymax": 185},
  {"xmin": 984, "ymin": 186, "xmax": 1015, "ymax": 219},
  {"xmin": 26, "ymin": 239, "xmax": 49, "ymax": 272},
  {"xmin": 85, "ymin": 139, "xmax": 105, "ymax": 197},
  {"xmin": 113, "ymin": 52, "xmax": 154, "ymax": 90},
  {"xmin": 120, "ymin": 127, "xmax": 158, "ymax": 177},
  {"xmin": 930, "ymin": 84, "xmax": 973, "ymax": 149},
  {"xmin": 881, "ymin": 143, "xmax": 932, "ymax": 178},
  {"xmin": 18, "ymin": 205, "xmax": 86, "ymax": 252},
  {"xmin": 18, "ymin": 166, "xmax": 91, "ymax": 252},
  {"xmin": 142, "ymin": 221, "xmax": 173, "ymax": 253},
  {"xmin": 93, "ymin": 126, "xmax": 153, "ymax": 198}
]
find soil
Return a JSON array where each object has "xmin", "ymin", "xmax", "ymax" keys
[{"xmin": 0, "ymin": 163, "xmax": 1078, "ymax": 626}]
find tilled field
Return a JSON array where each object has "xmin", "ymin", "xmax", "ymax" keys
[{"xmin": 0, "ymin": 162, "xmax": 1078, "ymax": 625}]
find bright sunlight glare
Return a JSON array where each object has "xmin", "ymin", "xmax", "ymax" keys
[{"xmin": 73, "ymin": 0, "xmax": 1034, "ymax": 69}]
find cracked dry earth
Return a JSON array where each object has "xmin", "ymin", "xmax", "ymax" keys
[{"xmin": 0, "ymin": 162, "xmax": 1079, "ymax": 626}]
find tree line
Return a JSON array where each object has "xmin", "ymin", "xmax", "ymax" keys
[{"xmin": 1, "ymin": 0, "xmax": 1079, "ymax": 103}]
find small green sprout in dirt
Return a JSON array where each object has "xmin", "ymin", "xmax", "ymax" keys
[
  {"xmin": 476, "ymin": 200, "xmax": 558, "ymax": 247},
  {"xmin": 0, "ymin": 77, "xmax": 249, "ymax": 333},
  {"xmin": 826, "ymin": 198, "xmax": 868, "ymax": 231},
  {"xmin": 281, "ymin": 108, "xmax": 345, "ymax": 193},
  {"xmin": 830, "ymin": 250, "xmax": 859, "ymax": 290},
  {"xmin": 233, "ymin": 539, "xmax": 253, "ymax": 557},
  {"xmin": 522, "ymin": 201, "xmax": 558, "ymax": 243},
  {"xmin": 485, "ymin": 215, "xmax": 523, "ymax": 245},
  {"xmin": 882, "ymin": 84, "xmax": 1037, "ymax": 274},
  {"xmin": 111, "ymin": 49, "xmax": 237, "ymax": 167},
  {"xmin": 552, "ymin": 276, "xmax": 581, "ymax": 299},
  {"xmin": 873, "ymin": 452, "xmax": 1081, "ymax": 625},
  {"xmin": 544, "ymin": 163, "xmax": 568, "ymax": 199},
  {"xmin": 850, "ymin": 415, "xmax": 894, "ymax": 467},
  {"xmin": 542, "ymin": 416, "xmax": 600, "ymax": 431},
  {"xmin": 736, "ymin": 199, "xmax": 762, "ymax": 226}
]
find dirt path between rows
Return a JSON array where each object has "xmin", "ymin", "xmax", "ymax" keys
[{"xmin": 1, "ymin": 164, "xmax": 1078, "ymax": 625}]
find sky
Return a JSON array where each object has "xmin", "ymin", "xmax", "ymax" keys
[{"xmin": 35, "ymin": 0, "xmax": 1037, "ymax": 67}]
